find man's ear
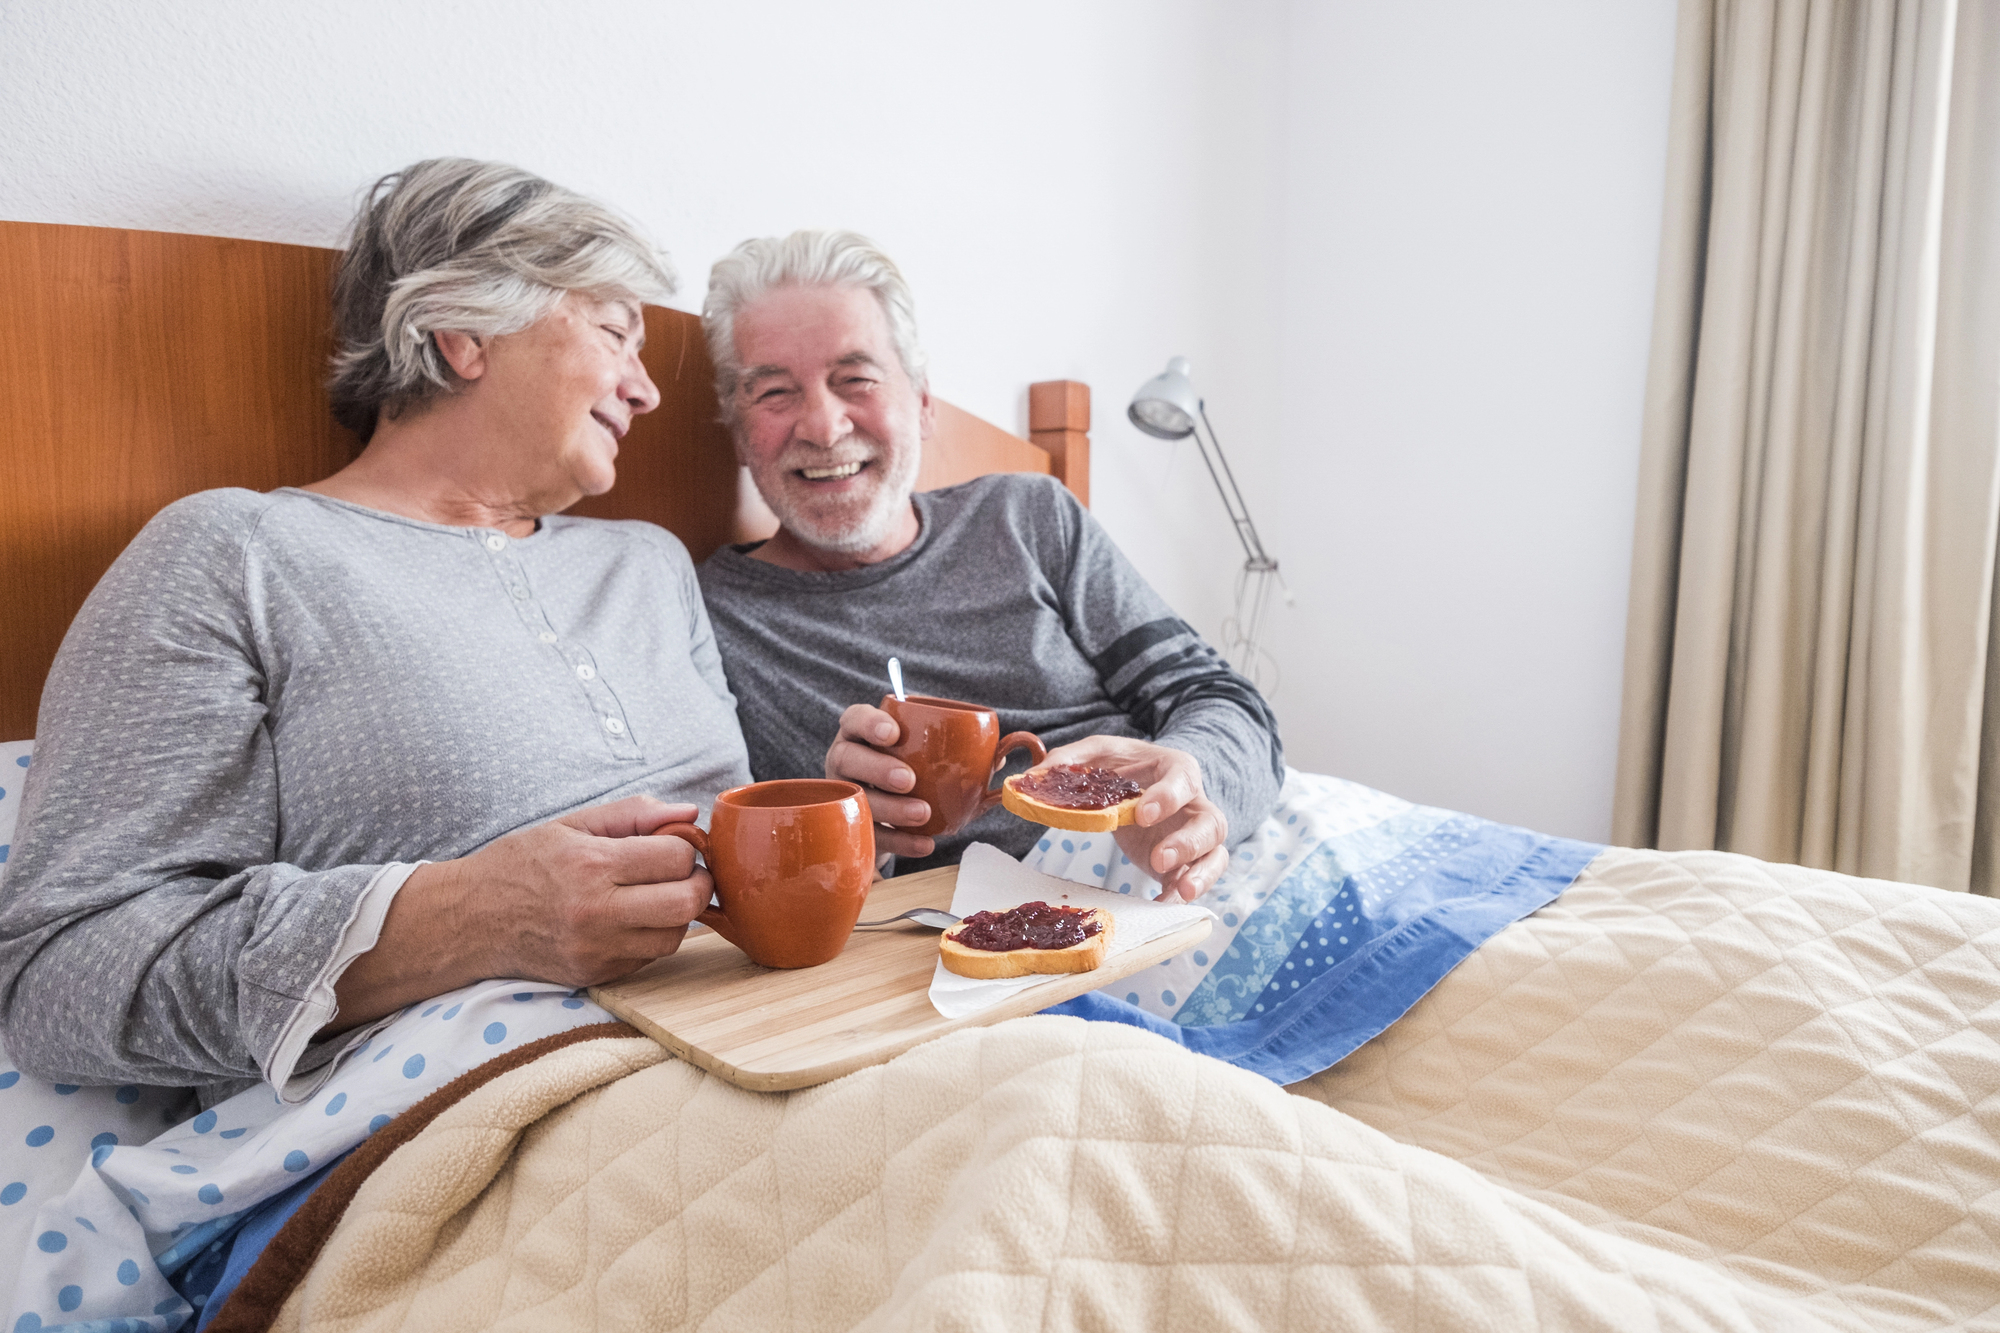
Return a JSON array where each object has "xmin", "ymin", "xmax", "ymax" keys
[
  {"xmin": 433, "ymin": 330, "xmax": 488, "ymax": 382},
  {"xmin": 917, "ymin": 385, "xmax": 936, "ymax": 441}
]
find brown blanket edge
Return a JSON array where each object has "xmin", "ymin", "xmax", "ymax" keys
[{"xmin": 205, "ymin": 1020, "xmax": 641, "ymax": 1333}]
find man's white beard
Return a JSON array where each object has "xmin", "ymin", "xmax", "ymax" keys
[{"xmin": 764, "ymin": 438, "xmax": 922, "ymax": 557}]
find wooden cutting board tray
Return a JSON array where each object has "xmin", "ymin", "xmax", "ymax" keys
[{"xmin": 590, "ymin": 866, "xmax": 1210, "ymax": 1092}]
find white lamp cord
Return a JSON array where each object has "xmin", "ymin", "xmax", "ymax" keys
[{"xmin": 1192, "ymin": 406, "xmax": 1290, "ymax": 697}]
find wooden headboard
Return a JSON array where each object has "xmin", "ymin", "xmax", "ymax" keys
[{"xmin": 0, "ymin": 221, "xmax": 1091, "ymax": 741}]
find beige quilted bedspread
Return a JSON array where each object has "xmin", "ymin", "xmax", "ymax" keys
[
  {"xmin": 273, "ymin": 847, "xmax": 2000, "ymax": 1332},
  {"xmin": 1297, "ymin": 846, "xmax": 2000, "ymax": 1329}
]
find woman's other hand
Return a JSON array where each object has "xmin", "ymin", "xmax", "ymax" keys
[
  {"xmin": 1035, "ymin": 736, "xmax": 1228, "ymax": 902},
  {"xmin": 825, "ymin": 702, "xmax": 936, "ymax": 864},
  {"xmin": 330, "ymin": 795, "xmax": 712, "ymax": 1029}
]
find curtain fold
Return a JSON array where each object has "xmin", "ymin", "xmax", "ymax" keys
[{"xmin": 1614, "ymin": 0, "xmax": 2000, "ymax": 892}]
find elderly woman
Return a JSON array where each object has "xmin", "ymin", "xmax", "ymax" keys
[{"xmin": 0, "ymin": 160, "xmax": 748, "ymax": 1098}]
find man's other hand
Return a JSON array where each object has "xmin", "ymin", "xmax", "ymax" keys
[
  {"xmin": 1036, "ymin": 736, "xmax": 1228, "ymax": 902},
  {"xmin": 826, "ymin": 703, "xmax": 937, "ymax": 862}
]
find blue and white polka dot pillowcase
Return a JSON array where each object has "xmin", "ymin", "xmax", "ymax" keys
[
  {"xmin": 0, "ymin": 1062, "xmax": 193, "ymax": 1325},
  {"xmin": 0, "ymin": 739, "xmax": 30, "ymax": 884}
]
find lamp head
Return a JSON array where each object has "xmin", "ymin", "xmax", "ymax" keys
[{"xmin": 1127, "ymin": 356, "xmax": 1201, "ymax": 440}]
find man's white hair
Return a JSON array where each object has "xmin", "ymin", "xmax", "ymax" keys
[
  {"xmin": 701, "ymin": 230, "xmax": 928, "ymax": 427},
  {"xmin": 328, "ymin": 158, "xmax": 676, "ymax": 442}
]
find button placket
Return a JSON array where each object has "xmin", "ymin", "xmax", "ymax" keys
[
  {"xmin": 565, "ymin": 644, "xmax": 639, "ymax": 754},
  {"xmin": 479, "ymin": 534, "xmax": 548, "ymax": 640},
  {"xmin": 477, "ymin": 529, "xmax": 642, "ymax": 759}
]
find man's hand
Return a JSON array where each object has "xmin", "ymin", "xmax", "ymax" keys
[
  {"xmin": 826, "ymin": 702, "xmax": 938, "ymax": 863},
  {"xmin": 1036, "ymin": 736, "xmax": 1228, "ymax": 902},
  {"xmin": 330, "ymin": 795, "xmax": 713, "ymax": 1029}
]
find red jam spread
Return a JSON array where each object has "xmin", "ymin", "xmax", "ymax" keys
[
  {"xmin": 1013, "ymin": 765, "xmax": 1142, "ymax": 811},
  {"xmin": 952, "ymin": 901, "xmax": 1103, "ymax": 952}
]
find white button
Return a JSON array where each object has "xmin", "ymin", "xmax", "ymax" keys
[
  {"xmin": 485, "ymin": 534, "xmax": 507, "ymax": 552},
  {"xmin": 538, "ymin": 631, "xmax": 557, "ymax": 644},
  {"xmin": 511, "ymin": 586, "xmax": 529, "ymax": 600},
  {"xmin": 603, "ymin": 717, "xmax": 625, "ymax": 734},
  {"xmin": 576, "ymin": 664, "xmax": 596, "ymax": 681}
]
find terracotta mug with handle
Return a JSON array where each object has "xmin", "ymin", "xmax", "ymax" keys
[
  {"xmin": 659, "ymin": 778, "xmax": 875, "ymax": 970},
  {"xmin": 880, "ymin": 694, "xmax": 1047, "ymax": 838}
]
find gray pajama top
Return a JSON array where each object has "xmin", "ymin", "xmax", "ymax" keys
[
  {"xmin": 698, "ymin": 474, "xmax": 1284, "ymax": 872},
  {"xmin": 0, "ymin": 488, "xmax": 750, "ymax": 1093}
]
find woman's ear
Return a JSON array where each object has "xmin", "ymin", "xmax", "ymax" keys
[{"xmin": 433, "ymin": 330, "xmax": 488, "ymax": 381}]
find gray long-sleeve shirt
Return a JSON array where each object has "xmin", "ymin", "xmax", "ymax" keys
[
  {"xmin": 698, "ymin": 473, "xmax": 1283, "ymax": 872},
  {"xmin": 0, "ymin": 488, "xmax": 750, "ymax": 1092}
]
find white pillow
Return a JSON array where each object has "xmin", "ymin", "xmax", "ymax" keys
[{"xmin": 0, "ymin": 739, "xmax": 31, "ymax": 886}]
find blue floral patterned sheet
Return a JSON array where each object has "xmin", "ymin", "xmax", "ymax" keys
[
  {"xmin": 0, "ymin": 750, "xmax": 1601, "ymax": 1330},
  {"xmin": 1023, "ymin": 767, "xmax": 1604, "ymax": 1084}
]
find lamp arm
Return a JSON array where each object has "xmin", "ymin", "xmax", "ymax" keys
[{"xmin": 1193, "ymin": 407, "xmax": 1277, "ymax": 571}]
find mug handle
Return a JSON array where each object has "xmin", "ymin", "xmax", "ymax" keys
[
  {"xmin": 981, "ymin": 733, "xmax": 1048, "ymax": 812},
  {"xmin": 656, "ymin": 822, "xmax": 739, "ymax": 948}
]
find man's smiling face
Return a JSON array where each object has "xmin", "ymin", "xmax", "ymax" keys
[{"xmin": 730, "ymin": 283, "xmax": 931, "ymax": 567}]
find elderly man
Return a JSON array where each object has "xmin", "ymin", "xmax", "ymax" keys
[{"xmin": 694, "ymin": 231, "xmax": 1281, "ymax": 900}]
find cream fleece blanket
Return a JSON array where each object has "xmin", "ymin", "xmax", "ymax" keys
[{"xmin": 272, "ymin": 846, "xmax": 2000, "ymax": 1332}]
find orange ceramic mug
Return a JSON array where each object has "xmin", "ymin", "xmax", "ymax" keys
[
  {"xmin": 659, "ymin": 779, "xmax": 875, "ymax": 970},
  {"xmin": 881, "ymin": 694, "xmax": 1047, "ymax": 838}
]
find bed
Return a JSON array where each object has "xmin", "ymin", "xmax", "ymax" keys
[{"xmin": 2, "ymin": 221, "xmax": 1997, "ymax": 1332}]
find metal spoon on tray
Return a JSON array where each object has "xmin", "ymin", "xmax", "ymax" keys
[{"xmin": 854, "ymin": 907, "xmax": 961, "ymax": 930}]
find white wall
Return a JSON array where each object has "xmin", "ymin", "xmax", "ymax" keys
[
  {"xmin": 0, "ymin": 0, "xmax": 1677, "ymax": 842},
  {"xmin": 1256, "ymin": 1, "xmax": 1679, "ymax": 839}
]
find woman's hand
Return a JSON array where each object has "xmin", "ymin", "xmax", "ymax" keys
[
  {"xmin": 826, "ymin": 703, "xmax": 937, "ymax": 864},
  {"xmin": 1035, "ymin": 736, "xmax": 1228, "ymax": 902},
  {"xmin": 329, "ymin": 794, "xmax": 712, "ymax": 1029}
]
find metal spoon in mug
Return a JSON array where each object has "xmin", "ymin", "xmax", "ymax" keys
[
  {"xmin": 887, "ymin": 656, "xmax": 907, "ymax": 702},
  {"xmin": 853, "ymin": 907, "xmax": 961, "ymax": 930}
]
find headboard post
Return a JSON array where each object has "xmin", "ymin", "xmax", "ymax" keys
[{"xmin": 1029, "ymin": 381, "xmax": 1091, "ymax": 507}]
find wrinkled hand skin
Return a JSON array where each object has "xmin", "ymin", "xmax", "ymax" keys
[
  {"xmin": 826, "ymin": 704, "xmax": 1225, "ymax": 900},
  {"xmin": 329, "ymin": 795, "xmax": 714, "ymax": 1032},
  {"xmin": 456, "ymin": 795, "xmax": 715, "ymax": 984}
]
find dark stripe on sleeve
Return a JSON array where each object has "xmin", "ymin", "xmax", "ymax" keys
[
  {"xmin": 1090, "ymin": 618, "xmax": 1191, "ymax": 681},
  {"xmin": 1115, "ymin": 645, "xmax": 1228, "ymax": 708},
  {"xmin": 1091, "ymin": 616, "xmax": 1285, "ymax": 785}
]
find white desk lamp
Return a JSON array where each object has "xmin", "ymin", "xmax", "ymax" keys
[{"xmin": 1127, "ymin": 357, "xmax": 1289, "ymax": 692}]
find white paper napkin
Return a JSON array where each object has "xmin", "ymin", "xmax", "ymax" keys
[{"xmin": 928, "ymin": 842, "xmax": 1215, "ymax": 1019}]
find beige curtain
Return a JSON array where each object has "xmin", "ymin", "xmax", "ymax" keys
[{"xmin": 1614, "ymin": 0, "xmax": 2000, "ymax": 891}]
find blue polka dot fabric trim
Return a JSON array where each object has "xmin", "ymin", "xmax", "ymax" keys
[
  {"xmin": 1027, "ymin": 768, "xmax": 1602, "ymax": 1085},
  {"xmin": 0, "ymin": 741, "xmax": 26, "ymax": 890},
  {"xmin": 0, "ymin": 975, "xmax": 614, "ymax": 1330}
]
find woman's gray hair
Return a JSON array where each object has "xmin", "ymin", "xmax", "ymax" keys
[
  {"xmin": 328, "ymin": 158, "xmax": 676, "ymax": 441},
  {"xmin": 701, "ymin": 230, "xmax": 927, "ymax": 427}
]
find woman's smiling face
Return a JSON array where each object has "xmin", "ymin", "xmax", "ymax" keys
[{"xmin": 469, "ymin": 293, "xmax": 661, "ymax": 512}]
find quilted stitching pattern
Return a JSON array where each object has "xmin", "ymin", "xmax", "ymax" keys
[
  {"xmin": 1294, "ymin": 847, "xmax": 2000, "ymax": 1331},
  {"xmin": 278, "ymin": 1021, "xmax": 1846, "ymax": 1333}
]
